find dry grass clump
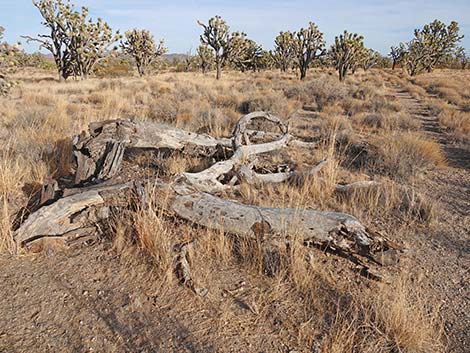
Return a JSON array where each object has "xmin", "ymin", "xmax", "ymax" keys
[
  {"xmin": 302, "ymin": 77, "xmax": 349, "ymax": 111},
  {"xmin": 367, "ymin": 274, "xmax": 445, "ymax": 353},
  {"xmin": 238, "ymin": 89, "xmax": 298, "ymax": 118},
  {"xmin": 414, "ymin": 75, "xmax": 463, "ymax": 106},
  {"xmin": 412, "ymin": 71, "xmax": 470, "ymax": 110},
  {"xmin": 0, "ymin": 151, "xmax": 24, "ymax": 253},
  {"xmin": 403, "ymin": 82, "xmax": 427, "ymax": 99},
  {"xmin": 438, "ymin": 109, "xmax": 470, "ymax": 142},
  {"xmin": 0, "ymin": 145, "xmax": 48, "ymax": 254},
  {"xmin": 353, "ymin": 111, "xmax": 420, "ymax": 132},
  {"xmin": 368, "ymin": 132, "xmax": 445, "ymax": 179},
  {"xmin": 323, "ymin": 272, "xmax": 445, "ymax": 353},
  {"xmin": 111, "ymin": 185, "xmax": 174, "ymax": 283}
]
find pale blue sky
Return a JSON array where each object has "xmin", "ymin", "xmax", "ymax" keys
[{"xmin": 1, "ymin": 0, "xmax": 469, "ymax": 54}]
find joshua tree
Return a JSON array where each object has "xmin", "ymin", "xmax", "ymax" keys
[
  {"xmin": 415, "ymin": 20, "xmax": 463, "ymax": 73},
  {"xmin": 402, "ymin": 39, "xmax": 429, "ymax": 76},
  {"xmin": 389, "ymin": 43, "xmax": 406, "ymax": 70},
  {"xmin": 24, "ymin": 0, "xmax": 120, "ymax": 80},
  {"xmin": 361, "ymin": 48, "xmax": 381, "ymax": 71},
  {"xmin": 197, "ymin": 16, "xmax": 230, "ymax": 79},
  {"xmin": 455, "ymin": 47, "xmax": 468, "ymax": 69},
  {"xmin": 329, "ymin": 31, "xmax": 365, "ymax": 81},
  {"xmin": 120, "ymin": 29, "xmax": 166, "ymax": 76},
  {"xmin": 292, "ymin": 22, "xmax": 325, "ymax": 80},
  {"xmin": 197, "ymin": 17, "xmax": 256, "ymax": 79},
  {"xmin": 0, "ymin": 26, "xmax": 20, "ymax": 95},
  {"xmin": 401, "ymin": 20, "xmax": 463, "ymax": 76},
  {"xmin": 257, "ymin": 50, "xmax": 273, "ymax": 71},
  {"xmin": 196, "ymin": 44, "xmax": 214, "ymax": 74},
  {"xmin": 272, "ymin": 31, "xmax": 295, "ymax": 72},
  {"xmin": 231, "ymin": 38, "xmax": 264, "ymax": 72}
]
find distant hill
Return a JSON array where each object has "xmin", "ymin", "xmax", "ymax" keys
[{"xmin": 162, "ymin": 53, "xmax": 191, "ymax": 62}]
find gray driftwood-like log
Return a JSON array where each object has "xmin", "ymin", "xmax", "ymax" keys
[
  {"xmin": 170, "ymin": 187, "xmax": 399, "ymax": 263},
  {"xmin": 73, "ymin": 119, "xmax": 232, "ymax": 184},
  {"xmin": 15, "ymin": 111, "xmax": 405, "ymax": 269},
  {"xmin": 15, "ymin": 178, "xmax": 402, "ymax": 265}
]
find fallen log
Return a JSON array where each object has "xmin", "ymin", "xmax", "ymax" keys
[
  {"xmin": 73, "ymin": 119, "xmax": 231, "ymax": 184},
  {"xmin": 73, "ymin": 112, "xmax": 316, "ymax": 187},
  {"xmin": 15, "ymin": 112, "xmax": 405, "ymax": 271},
  {"xmin": 15, "ymin": 178, "xmax": 403, "ymax": 265}
]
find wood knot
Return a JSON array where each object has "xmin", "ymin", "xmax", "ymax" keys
[{"xmin": 250, "ymin": 220, "xmax": 272, "ymax": 236}]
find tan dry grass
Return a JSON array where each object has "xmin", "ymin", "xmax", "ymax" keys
[
  {"xmin": 0, "ymin": 68, "xmax": 449, "ymax": 352},
  {"xmin": 369, "ymin": 132, "xmax": 446, "ymax": 179}
]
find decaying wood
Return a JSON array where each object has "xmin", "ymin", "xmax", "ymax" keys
[
  {"xmin": 24, "ymin": 227, "xmax": 97, "ymax": 253},
  {"xmin": 182, "ymin": 112, "xmax": 314, "ymax": 192},
  {"xmin": 73, "ymin": 112, "xmax": 316, "ymax": 187},
  {"xmin": 170, "ymin": 187, "xmax": 401, "ymax": 264},
  {"xmin": 15, "ymin": 177, "xmax": 402, "ymax": 265},
  {"xmin": 15, "ymin": 182, "xmax": 134, "ymax": 246},
  {"xmin": 15, "ymin": 111, "xmax": 405, "ymax": 272},
  {"xmin": 73, "ymin": 119, "xmax": 232, "ymax": 184},
  {"xmin": 239, "ymin": 159, "xmax": 329, "ymax": 185},
  {"xmin": 174, "ymin": 240, "xmax": 208, "ymax": 296},
  {"xmin": 40, "ymin": 177, "xmax": 60, "ymax": 205},
  {"xmin": 239, "ymin": 161, "xmax": 381, "ymax": 196},
  {"xmin": 335, "ymin": 180, "xmax": 381, "ymax": 194}
]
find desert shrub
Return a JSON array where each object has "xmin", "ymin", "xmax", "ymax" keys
[
  {"xmin": 12, "ymin": 52, "xmax": 55, "ymax": 70},
  {"xmin": 404, "ymin": 83, "xmax": 427, "ymax": 99},
  {"xmin": 210, "ymin": 91, "xmax": 240, "ymax": 109},
  {"xmin": 238, "ymin": 89, "xmax": 297, "ymax": 118},
  {"xmin": 435, "ymin": 86, "xmax": 461, "ymax": 105},
  {"xmin": 147, "ymin": 96, "xmax": 179, "ymax": 123},
  {"xmin": 351, "ymin": 84, "xmax": 376, "ymax": 101},
  {"xmin": 93, "ymin": 57, "xmax": 134, "ymax": 78},
  {"xmin": 283, "ymin": 77, "xmax": 348, "ymax": 111},
  {"xmin": 356, "ymin": 112, "xmax": 420, "ymax": 131},
  {"xmin": 305, "ymin": 77, "xmax": 348, "ymax": 110},
  {"xmin": 173, "ymin": 80, "xmax": 200, "ymax": 101},
  {"xmin": 369, "ymin": 132, "xmax": 445, "ymax": 179}
]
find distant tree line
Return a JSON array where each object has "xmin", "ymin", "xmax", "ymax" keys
[{"xmin": 0, "ymin": 0, "xmax": 466, "ymax": 82}]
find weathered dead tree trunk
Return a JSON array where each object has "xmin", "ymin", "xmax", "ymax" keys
[
  {"xmin": 73, "ymin": 119, "xmax": 231, "ymax": 184},
  {"xmin": 15, "ymin": 112, "xmax": 405, "ymax": 268}
]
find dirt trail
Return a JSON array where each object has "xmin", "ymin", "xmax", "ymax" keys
[
  {"xmin": 387, "ymin": 84, "xmax": 470, "ymax": 353},
  {"xmin": 391, "ymin": 86, "xmax": 470, "ymax": 169}
]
